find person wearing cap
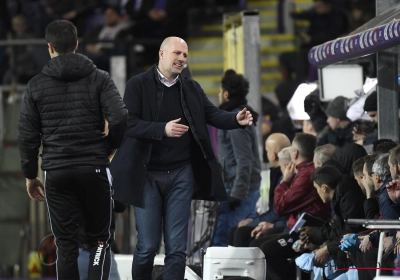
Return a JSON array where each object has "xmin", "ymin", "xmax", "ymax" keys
[{"xmin": 317, "ymin": 96, "xmax": 357, "ymax": 147}]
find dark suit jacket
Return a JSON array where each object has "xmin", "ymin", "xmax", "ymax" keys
[{"xmin": 110, "ymin": 65, "xmax": 240, "ymax": 207}]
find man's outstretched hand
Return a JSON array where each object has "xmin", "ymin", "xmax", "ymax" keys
[
  {"xmin": 164, "ymin": 118, "xmax": 189, "ymax": 137},
  {"xmin": 236, "ymin": 108, "xmax": 253, "ymax": 126},
  {"xmin": 26, "ymin": 177, "xmax": 45, "ymax": 202}
]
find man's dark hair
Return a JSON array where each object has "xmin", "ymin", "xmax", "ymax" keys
[
  {"xmin": 293, "ymin": 133, "xmax": 316, "ymax": 159},
  {"xmin": 372, "ymin": 139, "xmax": 394, "ymax": 152},
  {"xmin": 45, "ymin": 20, "xmax": 77, "ymax": 54},
  {"xmin": 311, "ymin": 165, "xmax": 342, "ymax": 190},
  {"xmin": 221, "ymin": 69, "xmax": 249, "ymax": 100},
  {"xmin": 389, "ymin": 145, "xmax": 400, "ymax": 165},
  {"xmin": 376, "ymin": 142, "xmax": 398, "ymax": 155},
  {"xmin": 352, "ymin": 157, "xmax": 366, "ymax": 176},
  {"xmin": 364, "ymin": 154, "xmax": 377, "ymax": 175}
]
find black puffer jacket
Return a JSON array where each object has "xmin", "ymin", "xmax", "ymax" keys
[{"xmin": 18, "ymin": 53, "xmax": 127, "ymax": 179}]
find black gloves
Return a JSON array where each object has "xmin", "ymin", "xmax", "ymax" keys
[{"xmin": 228, "ymin": 196, "xmax": 241, "ymax": 211}]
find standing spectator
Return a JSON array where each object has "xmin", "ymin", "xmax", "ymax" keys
[
  {"xmin": 2, "ymin": 15, "xmax": 37, "ymax": 84},
  {"xmin": 110, "ymin": 37, "xmax": 254, "ymax": 280},
  {"xmin": 124, "ymin": 0, "xmax": 189, "ymax": 39},
  {"xmin": 280, "ymin": 0, "xmax": 348, "ymax": 82},
  {"xmin": 84, "ymin": 6, "xmax": 132, "ymax": 71},
  {"xmin": 41, "ymin": 0, "xmax": 97, "ymax": 35},
  {"xmin": 212, "ymin": 69, "xmax": 261, "ymax": 246},
  {"xmin": 17, "ymin": 20, "xmax": 127, "ymax": 280}
]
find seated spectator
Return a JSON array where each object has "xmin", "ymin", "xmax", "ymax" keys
[
  {"xmin": 84, "ymin": 6, "xmax": 132, "ymax": 72},
  {"xmin": 332, "ymin": 143, "xmax": 367, "ymax": 175},
  {"xmin": 318, "ymin": 96, "xmax": 357, "ymax": 148},
  {"xmin": 299, "ymin": 165, "xmax": 365, "ymax": 270},
  {"xmin": 313, "ymin": 144, "xmax": 337, "ymax": 168},
  {"xmin": 229, "ymin": 133, "xmax": 290, "ymax": 246},
  {"xmin": 352, "ymin": 157, "xmax": 366, "ymax": 193},
  {"xmin": 248, "ymin": 133, "xmax": 331, "ymax": 279},
  {"xmin": 124, "ymin": 0, "xmax": 189, "ymax": 39},
  {"xmin": 2, "ymin": 15, "xmax": 37, "ymax": 84},
  {"xmin": 374, "ymin": 140, "xmax": 397, "ymax": 155},
  {"xmin": 279, "ymin": 0, "xmax": 348, "ymax": 82},
  {"xmin": 41, "ymin": 0, "xmax": 97, "ymax": 35},
  {"xmin": 362, "ymin": 155, "xmax": 379, "ymax": 219}
]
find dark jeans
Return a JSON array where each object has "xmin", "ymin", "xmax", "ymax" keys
[
  {"xmin": 213, "ymin": 188, "xmax": 260, "ymax": 246},
  {"xmin": 132, "ymin": 164, "xmax": 195, "ymax": 280},
  {"xmin": 44, "ymin": 167, "xmax": 113, "ymax": 280}
]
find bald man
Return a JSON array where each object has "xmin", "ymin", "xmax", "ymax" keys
[
  {"xmin": 110, "ymin": 37, "xmax": 254, "ymax": 280},
  {"xmin": 228, "ymin": 133, "xmax": 291, "ymax": 246}
]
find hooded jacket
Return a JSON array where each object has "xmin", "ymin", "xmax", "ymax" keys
[
  {"xmin": 18, "ymin": 53, "xmax": 127, "ymax": 179},
  {"xmin": 310, "ymin": 175, "xmax": 366, "ymax": 256}
]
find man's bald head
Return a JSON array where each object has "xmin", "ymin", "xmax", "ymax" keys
[
  {"xmin": 265, "ymin": 133, "xmax": 291, "ymax": 167},
  {"xmin": 158, "ymin": 36, "xmax": 188, "ymax": 81},
  {"xmin": 160, "ymin": 36, "xmax": 187, "ymax": 51}
]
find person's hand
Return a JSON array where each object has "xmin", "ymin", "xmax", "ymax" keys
[
  {"xmin": 352, "ymin": 126, "xmax": 366, "ymax": 145},
  {"xmin": 86, "ymin": 44, "xmax": 100, "ymax": 55},
  {"xmin": 313, "ymin": 246, "xmax": 330, "ymax": 268},
  {"xmin": 236, "ymin": 108, "xmax": 253, "ymax": 126},
  {"xmin": 26, "ymin": 178, "xmax": 45, "ymax": 202},
  {"xmin": 364, "ymin": 179, "xmax": 376, "ymax": 199},
  {"xmin": 238, "ymin": 218, "xmax": 253, "ymax": 227},
  {"xmin": 228, "ymin": 196, "xmax": 241, "ymax": 211},
  {"xmin": 387, "ymin": 179, "xmax": 400, "ymax": 203},
  {"xmin": 164, "ymin": 118, "xmax": 189, "ymax": 137},
  {"xmin": 251, "ymin": 222, "xmax": 274, "ymax": 239},
  {"xmin": 292, "ymin": 240, "xmax": 307, "ymax": 253},
  {"xmin": 148, "ymin": 8, "xmax": 167, "ymax": 21},
  {"xmin": 299, "ymin": 226, "xmax": 313, "ymax": 244},
  {"xmin": 384, "ymin": 236, "xmax": 393, "ymax": 252},
  {"xmin": 394, "ymin": 238, "xmax": 400, "ymax": 254},
  {"xmin": 359, "ymin": 235, "xmax": 373, "ymax": 253},
  {"xmin": 282, "ymin": 162, "xmax": 296, "ymax": 183},
  {"xmin": 62, "ymin": 10, "xmax": 77, "ymax": 20},
  {"xmin": 299, "ymin": 33, "xmax": 311, "ymax": 45},
  {"xmin": 45, "ymin": 7, "xmax": 54, "ymax": 16}
]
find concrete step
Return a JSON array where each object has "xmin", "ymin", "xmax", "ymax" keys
[{"xmin": 188, "ymin": 34, "xmax": 295, "ymax": 50}]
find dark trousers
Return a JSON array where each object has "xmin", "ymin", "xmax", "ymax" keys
[
  {"xmin": 44, "ymin": 167, "xmax": 114, "ymax": 280},
  {"xmin": 132, "ymin": 164, "xmax": 195, "ymax": 280},
  {"xmin": 250, "ymin": 230, "xmax": 299, "ymax": 280},
  {"xmin": 230, "ymin": 226, "xmax": 284, "ymax": 247}
]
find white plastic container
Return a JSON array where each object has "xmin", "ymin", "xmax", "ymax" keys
[{"xmin": 203, "ymin": 247, "xmax": 266, "ymax": 280}]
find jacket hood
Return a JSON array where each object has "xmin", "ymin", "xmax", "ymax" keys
[
  {"xmin": 333, "ymin": 175, "xmax": 364, "ymax": 214},
  {"xmin": 42, "ymin": 53, "xmax": 96, "ymax": 81}
]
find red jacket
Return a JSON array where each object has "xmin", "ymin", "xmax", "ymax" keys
[{"xmin": 274, "ymin": 160, "xmax": 331, "ymax": 229}]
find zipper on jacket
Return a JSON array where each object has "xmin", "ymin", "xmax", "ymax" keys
[{"xmin": 179, "ymin": 85, "xmax": 207, "ymax": 159}]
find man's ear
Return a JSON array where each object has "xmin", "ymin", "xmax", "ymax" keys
[
  {"xmin": 74, "ymin": 41, "xmax": 78, "ymax": 52},
  {"xmin": 272, "ymin": 152, "xmax": 278, "ymax": 162},
  {"xmin": 292, "ymin": 148, "xmax": 299, "ymax": 160},
  {"xmin": 223, "ymin": 90, "xmax": 229, "ymax": 100},
  {"xmin": 322, "ymin": 184, "xmax": 329, "ymax": 193},
  {"xmin": 396, "ymin": 164, "xmax": 400, "ymax": 176},
  {"xmin": 48, "ymin": 43, "xmax": 54, "ymax": 54}
]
